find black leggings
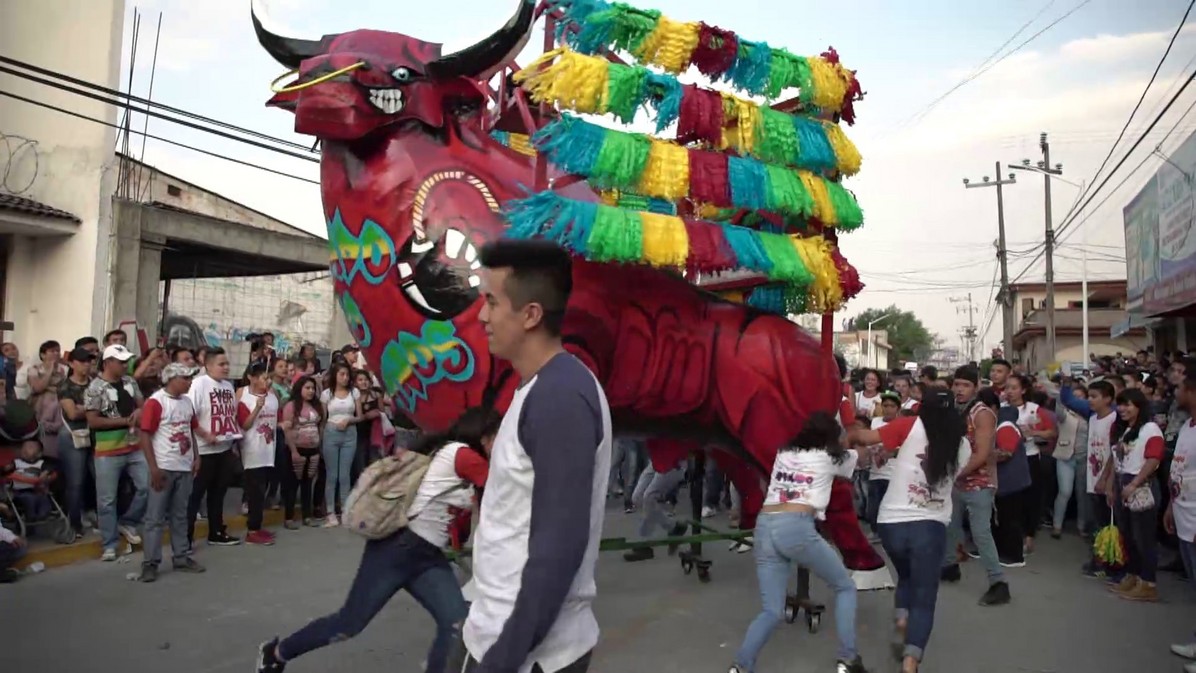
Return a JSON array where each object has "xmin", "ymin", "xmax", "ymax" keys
[
  {"xmin": 243, "ymin": 467, "xmax": 270, "ymax": 531},
  {"xmin": 1116, "ymin": 475, "xmax": 1160, "ymax": 582},
  {"xmin": 187, "ymin": 450, "xmax": 234, "ymax": 542},
  {"xmin": 994, "ymin": 489, "xmax": 1026, "ymax": 563},
  {"xmin": 283, "ymin": 450, "xmax": 320, "ymax": 521},
  {"xmin": 1021, "ymin": 455, "xmax": 1044, "ymax": 539}
]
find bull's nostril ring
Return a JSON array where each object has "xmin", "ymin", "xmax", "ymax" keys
[{"xmin": 270, "ymin": 61, "xmax": 367, "ymax": 93}]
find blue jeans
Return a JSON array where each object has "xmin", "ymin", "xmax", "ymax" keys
[
  {"xmin": 58, "ymin": 430, "xmax": 94, "ymax": 532},
  {"xmin": 943, "ymin": 488, "xmax": 1004, "ymax": 585},
  {"xmin": 879, "ymin": 519, "xmax": 947, "ymax": 663},
  {"xmin": 1053, "ymin": 453, "xmax": 1080, "ymax": 532},
  {"xmin": 322, "ymin": 426, "xmax": 357, "ymax": 513},
  {"xmin": 279, "ymin": 529, "xmax": 466, "ymax": 673},
  {"xmin": 735, "ymin": 512, "xmax": 857, "ymax": 669},
  {"xmin": 636, "ymin": 466, "xmax": 685, "ymax": 539},
  {"xmin": 1073, "ymin": 452, "xmax": 1093, "ymax": 534},
  {"xmin": 95, "ymin": 450, "xmax": 149, "ymax": 551},
  {"xmin": 143, "ymin": 471, "xmax": 194, "ymax": 568},
  {"xmin": 866, "ymin": 479, "xmax": 889, "ymax": 529},
  {"xmin": 0, "ymin": 540, "xmax": 26, "ymax": 570}
]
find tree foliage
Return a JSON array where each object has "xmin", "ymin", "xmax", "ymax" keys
[{"xmin": 848, "ymin": 306, "xmax": 935, "ymax": 368}]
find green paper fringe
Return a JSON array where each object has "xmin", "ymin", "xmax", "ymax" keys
[
  {"xmin": 764, "ymin": 165, "xmax": 813, "ymax": 217},
  {"xmin": 825, "ymin": 181, "xmax": 864, "ymax": 230},
  {"xmin": 757, "ymin": 232, "xmax": 812, "ymax": 285},
  {"xmin": 587, "ymin": 204, "xmax": 644, "ymax": 262},
  {"xmin": 591, "ymin": 129, "xmax": 652, "ymax": 188}
]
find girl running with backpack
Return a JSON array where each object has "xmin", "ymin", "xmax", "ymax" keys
[{"xmin": 257, "ymin": 406, "xmax": 500, "ymax": 673}]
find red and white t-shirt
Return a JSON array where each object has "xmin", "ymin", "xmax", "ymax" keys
[
  {"xmin": 901, "ymin": 398, "xmax": 920, "ymax": 413},
  {"xmin": 856, "ymin": 391, "xmax": 881, "ymax": 418},
  {"xmin": 1086, "ymin": 412, "xmax": 1116, "ymax": 494},
  {"xmin": 1113, "ymin": 421, "xmax": 1164, "ymax": 476},
  {"xmin": 406, "ymin": 442, "xmax": 489, "ymax": 550},
  {"xmin": 1012, "ymin": 401, "xmax": 1055, "ymax": 457},
  {"xmin": 237, "ymin": 388, "xmax": 279, "ymax": 471},
  {"xmin": 763, "ymin": 447, "xmax": 858, "ymax": 517},
  {"xmin": 1171, "ymin": 419, "xmax": 1196, "ymax": 542},
  {"xmin": 868, "ymin": 417, "xmax": 894, "ymax": 481},
  {"xmin": 958, "ymin": 403, "xmax": 998, "ymax": 492},
  {"xmin": 188, "ymin": 374, "xmax": 241, "ymax": 455},
  {"xmin": 995, "ymin": 420, "xmax": 1022, "ymax": 456},
  {"xmin": 875, "ymin": 416, "xmax": 971, "ymax": 526},
  {"xmin": 140, "ymin": 390, "xmax": 199, "ymax": 472}
]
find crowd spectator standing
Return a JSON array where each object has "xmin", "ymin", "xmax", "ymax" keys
[{"xmin": 187, "ymin": 348, "xmax": 242, "ymax": 547}]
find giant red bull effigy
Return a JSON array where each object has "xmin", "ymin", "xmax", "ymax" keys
[{"xmin": 251, "ymin": 0, "xmax": 884, "ymax": 580}]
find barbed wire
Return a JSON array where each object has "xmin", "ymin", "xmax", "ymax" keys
[{"xmin": 0, "ymin": 131, "xmax": 40, "ymax": 195}]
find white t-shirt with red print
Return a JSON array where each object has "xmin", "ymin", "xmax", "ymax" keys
[
  {"xmin": 1013, "ymin": 401, "xmax": 1056, "ymax": 457},
  {"xmin": 139, "ymin": 390, "xmax": 199, "ymax": 472},
  {"xmin": 762, "ymin": 447, "xmax": 858, "ymax": 516},
  {"xmin": 1171, "ymin": 419, "xmax": 1196, "ymax": 542},
  {"xmin": 188, "ymin": 374, "xmax": 242, "ymax": 455},
  {"xmin": 1113, "ymin": 421, "xmax": 1165, "ymax": 476},
  {"xmin": 236, "ymin": 388, "xmax": 279, "ymax": 470},
  {"xmin": 406, "ymin": 442, "xmax": 489, "ymax": 550},
  {"xmin": 1086, "ymin": 412, "xmax": 1116, "ymax": 494},
  {"xmin": 855, "ymin": 391, "xmax": 881, "ymax": 418},
  {"xmin": 875, "ymin": 415, "xmax": 971, "ymax": 526},
  {"xmin": 868, "ymin": 417, "xmax": 895, "ymax": 481}
]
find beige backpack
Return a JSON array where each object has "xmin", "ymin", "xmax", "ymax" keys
[{"xmin": 341, "ymin": 452, "xmax": 432, "ymax": 539}]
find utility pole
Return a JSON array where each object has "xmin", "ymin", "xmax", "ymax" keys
[
  {"xmin": 951, "ymin": 293, "xmax": 978, "ymax": 362},
  {"xmin": 964, "ymin": 164, "xmax": 1017, "ymax": 358},
  {"xmin": 1041, "ymin": 132, "xmax": 1057, "ymax": 363}
]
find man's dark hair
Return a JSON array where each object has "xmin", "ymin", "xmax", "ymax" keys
[
  {"xmin": 479, "ymin": 240, "xmax": 572, "ymax": 337},
  {"xmin": 990, "ymin": 358, "xmax": 1012, "ymax": 370},
  {"xmin": 953, "ymin": 364, "xmax": 979, "ymax": 385},
  {"xmin": 834, "ymin": 353, "xmax": 848, "ymax": 379},
  {"xmin": 75, "ymin": 336, "xmax": 98, "ymax": 349},
  {"xmin": 102, "ymin": 329, "xmax": 125, "ymax": 345},
  {"xmin": 168, "ymin": 346, "xmax": 193, "ymax": 363},
  {"xmin": 205, "ymin": 347, "xmax": 226, "ymax": 358},
  {"xmin": 920, "ymin": 365, "xmax": 937, "ymax": 381},
  {"xmin": 1088, "ymin": 379, "xmax": 1115, "ymax": 400},
  {"xmin": 38, "ymin": 340, "xmax": 60, "ymax": 356}
]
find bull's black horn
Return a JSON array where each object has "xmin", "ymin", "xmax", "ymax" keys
[
  {"xmin": 250, "ymin": 0, "xmax": 331, "ymax": 69},
  {"xmin": 426, "ymin": 0, "xmax": 536, "ymax": 81}
]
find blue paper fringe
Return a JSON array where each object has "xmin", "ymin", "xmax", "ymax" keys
[
  {"xmin": 793, "ymin": 117, "xmax": 836, "ymax": 172},
  {"xmin": 727, "ymin": 156, "xmax": 768, "ymax": 211},
  {"xmin": 720, "ymin": 223, "xmax": 773, "ymax": 274}
]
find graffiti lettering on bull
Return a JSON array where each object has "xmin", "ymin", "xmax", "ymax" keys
[
  {"xmin": 339, "ymin": 292, "xmax": 372, "ymax": 348},
  {"xmin": 381, "ymin": 321, "xmax": 475, "ymax": 413},
  {"xmin": 327, "ymin": 209, "xmax": 397, "ymax": 286}
]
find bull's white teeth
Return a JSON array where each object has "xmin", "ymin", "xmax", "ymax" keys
[
  {"xmin": 468, "ymin": 274, "xmax": 481, "ymax": 288},
  {"xmin": 397, "ymin": 262, "xmax": 413, "ymax": 277},
  {"xmin": 403, "ymin": 284, "xmax": 441, "ymax": 315},
  {"xmin": 470, "ymin": 260, "xmax": 481, "ymax": 270},
  {"xmin": 444, "ymin": 228, "xmax": 466, "ymax": 259},
  {"xmin": 369, "ymin": 89, "xmax": 404, "ymax": 115},
  {"xmin": 410, "ymin": 238, "xmax": 435, "ymax": 254},
  {"xmin": 464, "ymin": 242, "xmax": 478, "ymax": 263}
]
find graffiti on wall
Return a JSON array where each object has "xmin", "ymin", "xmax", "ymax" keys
[{"xmin": 160, "ymin": 313, "xmax": 324, "ymax": 358}]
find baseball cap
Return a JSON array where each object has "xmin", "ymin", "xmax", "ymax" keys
[
  {"xmin": 68, "ymin": 347, "xmax": 96, "ymax": 362},
  {"xmin": 102, "ymin": 344, "xmax": 135, "ymax": 362},
  {"xmin": 160, "ymin": 362, "xmax": 199, "ymax": 383}
]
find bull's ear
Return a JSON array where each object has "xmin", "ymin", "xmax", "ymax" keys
[
  {"xmin": 251, "ymin": 0, "xmax": 334, "ymax": 69},
  {"xmin": 266, "ymin": 88, "xmax": 300, "ymax": 112},
  {"xmin": 426, "ymin": 0, "xmax": 535, "ymax": 81}
]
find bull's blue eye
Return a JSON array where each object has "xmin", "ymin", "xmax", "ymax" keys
[{"xmin": 392, "ymin": 67, "xmax": 412, "ymax": 82}]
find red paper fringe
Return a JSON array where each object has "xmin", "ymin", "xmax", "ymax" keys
[
  {"xmin": 832, "ymin": 248, "xmax": 864, "ymax": 299},
  {"xmin": 687, "ymin": 148, "xmax": 731, "ymax": 207},
  {"xmin": 693, "ymin": 23, "xmax": 739, "ymax": 78},
  {"xmin": 822, "ymin": 46, "xmax": 862, "ymax": 125},
  {"xmin": 684, "ymin": 219, "xmax": 738, "ymax": 274},
  {"xmin": 677, "ymin": 85, "xmax": 725, "ymax": 146}
]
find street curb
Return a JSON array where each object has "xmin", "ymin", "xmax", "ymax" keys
[{"xmin": 16, "ymin": 509, "xmax": 288, "ymax": 570}]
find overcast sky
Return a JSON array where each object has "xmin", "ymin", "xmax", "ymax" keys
[{"xmin": 104, "ymin": 0, "xmax": 1196, "ymax": 357}]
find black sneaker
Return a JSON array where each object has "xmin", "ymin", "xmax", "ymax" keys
[
  {"xmin": 836, "ymin": 655, "xmax": 868, "ymax": 672},
  {"xmin": 137, "ymin": 565, "xmax": 158, "ymax": 583},
  {"xmin": 940, "ymin": 564, "xmax": 961, "ymax": 582},
  {"xmin": 979, "ymin": 581, "xmax": 1011, "ymax": 606},
  {"xmin": 623, "ymin": 546, "xmax": 654, "ymax": 562},
  {"xmin": 0, "ymin": 567, "xmax": 19, "ymax": 584},
  {"xmin": 999, "ymin": 556, "xmax": 1026, "ymax": 568},
  {"xmin": 173, "ymin": 558, "xmax": 206, "ymax": 573},
  {"xmin": 257, "ymin": 638, "xmax": 286, "ymax": 673},
  {"xmin": 667, "ymin": 522, "xmax": 688, "ymax": 556},
  {"xmin": 208, "ymin": 531, "xmax": 241, "ymax": 546}
]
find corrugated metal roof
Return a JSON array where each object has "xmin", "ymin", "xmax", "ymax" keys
[{"xmin": 0, "ymin": 192, "xmax": 80, "ymax": 222}]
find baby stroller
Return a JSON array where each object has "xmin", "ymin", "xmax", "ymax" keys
[{"xmin": 1, "ymin": 479, "xmax": 76, "ymax": 544}]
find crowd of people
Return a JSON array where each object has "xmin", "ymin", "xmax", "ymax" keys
[{"xmin": 3, "ymin": 246, "xmax": 1196, "ymax": 673}]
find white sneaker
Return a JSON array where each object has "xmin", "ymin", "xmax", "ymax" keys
[
  {"xmin": 322, "ymin": 514, "xmax": 339, "ymax": 528},
  {"xmin": 119, "ymin": 525, "xmax": 141, "ymax": 546},
  {"xmin": 701, "ymin": 506, "xmax": 716, "ymax": 519},
  {"xmin": 1185, "ymin": 662, "xmax": 1196, "ymax": 673},
  {"xmin": 100, "ymin": 548, "xmax": 117, "ymax": 562},
  {"xmin": 1173, "ymin": 642, "xmax": 1196, "ymax": 659}
]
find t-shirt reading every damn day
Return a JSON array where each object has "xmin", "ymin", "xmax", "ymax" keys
[{"xmin": 187, "ymin": 374, "xmax": 241, "ymax": 455}]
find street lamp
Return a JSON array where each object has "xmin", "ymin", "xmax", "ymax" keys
[{"xmin": 867, "ymin": 313, "xmax": 895, "ymax": 369}]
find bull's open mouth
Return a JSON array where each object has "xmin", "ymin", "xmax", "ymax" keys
[
  {"xmin": 396, "ymin": 226, "xmax": 481, "ymax": 318},
  {"xmin": 368, "ymin": 88, "xmax": 404, "ymax": 114}
]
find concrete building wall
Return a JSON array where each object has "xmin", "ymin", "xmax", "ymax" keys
[
  {"xmin": 1016, "ymin": 336, "xmax": 1148, "ymax": 373},
  {"xmin": 0, "ymin": 0, "xmax": 125, "ymax": 352}
]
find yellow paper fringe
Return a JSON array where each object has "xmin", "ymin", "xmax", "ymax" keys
[
  {"xmin": 792, "ymin": 236, "xmax": 843, "ymax": 313},
  {"xmin": 823, "ymin": 124, "xmax": 861, "ymax": 175},
  {"xmin": 505, "ymin": 132, "xmax": 536, "ymax": 157},
  {"xmin": 799, "ymin": 172, "xmax": 836, "ymax": 225},
  {"xmin": 515, "ymin": 48, "xmax": 609, "ymax": 114},
  {"xmin": 807, "ymin": 57, "xmax": 850, "ymax": 112},
  {"xmin": 637, "ymin": 140, "xmax": 690, "ymax": 202},
  {"xmin": 640, "ymin": 212, "xmax": 690, "ymax": 267},
  {"xmin": 633, "ymin": 17, "xmax": 701, "ymax": 74},
  {"xmin": 720, "ymin": 93, "xmax": 760, "ymax": 154}
]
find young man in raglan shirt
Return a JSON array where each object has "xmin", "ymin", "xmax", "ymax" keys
[
  {"xmin": 138, "ymin": 363, "xmax": 206, "ymax": 582},
  {"xmin": 185, "ymin": 348, "xmax": 243, "ymax": 547},
  {"xmin": 1059, "ymin": 378, "xmax": 1117, "ymax": 577},
  {"xmin": 459, "ymin": 240, "xmax": 612, "ymax": 673}
]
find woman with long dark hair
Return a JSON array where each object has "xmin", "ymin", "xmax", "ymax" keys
[
  {"xmin": 850, "ymin": 386, "xmax": 969, "ymax": 673},
  {"xmin": 257, "ymin": 406, "xmax": 502, "ymax": 673},
  {"xmin": 730, "ymin": 411, "xmax": 868, "ymax": 673},
  {"xmin": 319, "ymin": 361, "xmax": 364, "ymax": 527},
  {"xmin": 1100, "ymin": 387, "xmax": 1164, "ymax": 602},
  {"xmin": 280, "ymin": 376, "xmax": 324, "ymax": 528},
  {"xmin": 1005, "ymin": 373, "xmax": 1056, "ymax": 555}
]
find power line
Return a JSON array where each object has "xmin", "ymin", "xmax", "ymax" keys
[
  {"xmin": 0, "ymin": 64, "xmax": 319, "ymax": 164},
  {"xmin": 0, "ymin": 55, "xmax": 315, "ymax": 154},
  {"xmin": 0, "ymin": 90, "xmax": 320, "ymax": 185}
]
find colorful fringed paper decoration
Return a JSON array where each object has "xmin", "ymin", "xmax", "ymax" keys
[
  {"xmin": 547, "ymin": 0, "xmax": 863, "ymax": 121},
  {"xmin": 515, "ymin": 50, "xmax": 861, "ymax": 176},
  {"xmin": 530, "ymin": 114, "xmax": 864, "ymax": 229},
  {"xmin": 503, "ymin": 192, "xmax": 857, "ymax": 313},
  {"xmin": 490, "ymin": 131, "xmax": 537, "ymax": 157}
]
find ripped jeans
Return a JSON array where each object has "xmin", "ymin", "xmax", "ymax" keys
[{"xmin": 278, "ymin": 528, "xmax": 466, "ymax": 673}]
